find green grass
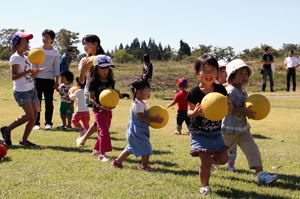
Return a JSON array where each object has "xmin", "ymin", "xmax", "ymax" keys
[{"xmin": 0, "ymin": 61, "xmax": 300, "ymax": 198}]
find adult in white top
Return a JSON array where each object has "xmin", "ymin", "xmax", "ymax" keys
[
  {"xmin": 284, "ymin": 50, "xmax": 300, "ymax": 91},
  {"xmin": 32, "ymin": 29, "xmax": 60, "ymax": 130}
]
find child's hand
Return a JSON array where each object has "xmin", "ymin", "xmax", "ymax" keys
[
  {"xmin": 193, "ymin": 103, "xmax": 204, "ymax": 117},
  {"xmin": 151, "ymin": 115, "xmax": 164, "ymax": 123},
  {"xmin": 81, "ymin": 58, "xmax": 92, "ymax": 72},
  {"xmin": 98, "ymin": 104, "xmax": 115, "ymax": 111},
  {"xmin": 245, "ymin": 105, "xmax": 256, "ymax": 119},
  {"xmin": 227, "ymin": 97, "xmax": 233, "ymax": 113}
]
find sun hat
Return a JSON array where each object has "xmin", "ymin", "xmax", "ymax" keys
[
  {"xmin": 93, "ymin": 55, "xmax": 115, "ymax": 68},
  {"xmin": 226, "ymin": 59, "xmax": 253, "ymax": 81},
  {"xmin": 12, "ymin": 32, "xmax": 33, "ymax": 45},
  {"xmin": 218, "ymin": 59, "xmax": 228, "ymax": 68}
]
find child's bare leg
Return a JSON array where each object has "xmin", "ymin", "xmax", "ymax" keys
[
  {"xmin": 22, "ymin": 102, "xmax": 39, "ymax": 140},
  {"xmin": 116, "ymin": 150, "xmax": 131, "ymax": 163},
  {"xmin": 141, "ymin": 155, "xmax": 150, "ymax": 166},
  {"xmin": 212, "ymin": 150, "xmax": 228, "ymax": 165},
  {"xmin": 67, "ymin": 116, "xmax": 72, "ymax": 126},
  {"xmin": 82, "ymin": 122, "xmax": 97, "ymax": 141},
  {"xmin": 61, "ymin": 115, "xmax": 66, "ymax": 126},
  {"xmin": 199, "ymin": 153, "xmax": 213, "ymax": 187}
]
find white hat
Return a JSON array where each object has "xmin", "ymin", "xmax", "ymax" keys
[
  {"xmin": 218, "ymin": 59, "xmax": 228, "ymax": 68},
  {"xmin": 93, "ymin": 55, "xmax": 115, "ymax": 68},
  {"xmin": 226, "ymin": 59, "xmax": 253, "ymax": 81}
]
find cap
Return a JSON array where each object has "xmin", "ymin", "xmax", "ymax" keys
[
  {"xmin": 177, "ymin": 77, "xmax": 188, "ymax": 87},
  {"xmin": 93, "ymin": 55, "xmax": 115, "ymax": 68},
  {"xmin": 218, "ymin": 59, "xmax": 228, "ymax": 68},
  {"xmin": 12, "ymin": 32, "xmax": 33, "ymax": 45},
  {"xmin": 226, "ymin": 59, "xmax": 253, "ymax": 81}
]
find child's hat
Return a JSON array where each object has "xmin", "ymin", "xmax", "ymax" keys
[
  {"xmin": 226, "ymin": 59, "xmax": 253, "ymax": 81},
  {"xmin": 93, "ymin": 55, "xmax": 115, "ymax": 68},
  {"xmin": 12, "ymin": 32, "xmax": 33, "ymax": 45},
  {"xmin": 177, "ymin": 77, "xmax": 188, "ymax": 87},
  {"xmin": 218, "ymin": 59, "xmax": 228, "ymax": 68}
]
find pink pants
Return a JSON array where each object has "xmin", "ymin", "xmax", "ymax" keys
[
  {"xmin": 72, "ymin": 111, "xmax": 90, "ymax": 130},
  {"xmin": 93, "ymin": 110, "xmax": 112, "ymax": 153}
]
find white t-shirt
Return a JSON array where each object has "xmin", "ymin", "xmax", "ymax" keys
[
  {"xmin": 284, "ymin": 56, "xmax": 300, "ymax": 68},
  {"xmin": 78, "ymin": 57, "xmax": 91, "ymax": 95},
  {"xmin": 131, "ymin": 99, "xmax": 147, "ymax": 115},
  {"xmin": 69, "ymin": 88, "xmax": 89, "ymax": 112},
  {"xmin": 9, "ymin": 52, "xmax": 35, "ymax": 92},
  {"xmin": 59, "ymin": 84, "xmax": 72, "ymax": 103}
]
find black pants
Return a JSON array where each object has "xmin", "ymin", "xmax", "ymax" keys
[
  {"xmin": 286, "ymin": 68, "xmax": 296, "ymax": 91},
  {"xmin": 35, "ymin": 78, "xmax": 55, "ymax": 125},
  {"xmin": 176, "ymin": 110, "xmax": 191, "ymax": 131},
  {"xmin": 261, "ymin": 65, "xmax": 274, "ymax": 91}
]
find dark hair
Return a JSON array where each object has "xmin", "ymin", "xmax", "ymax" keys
[
  {"xmin": 131, "ymin": 78, "xmax": 150, "ymax": 100},
  {"xmin": 61, "ymin": 71, "xmax": 74, "ymax": 83},
  {"xmin": 75, "ymin": 77, "xmax": 85, "ymax": 89},
  {"xmin": 143, "ymin": 54, "xmax": 150, "ymax": 63},
  {"xmin": 82, "ymin": 35, "xmax": 105, "ymax": 55},
  {"xmin": 42, "ymin": 29, "xmax": 55, "ymax": 41},
  {"xmin": 194, "ymin": 54, "xmax": 219, "ymax": 73},
  {"xmin": 90, "ymin": 66, "xmax": 115, "ymax": 87},
  {"xmin": 228, "ymin": 66, "xmax": 251, "ymax": 84},
  {"xmin": 12, "ymin": 38, "xmax": 29, "ymax": 53},
  {"xmin": 66, "ymin": 47, "xmax": 73, "ymax": 52},
  {"xmin": 289, "ymin": 50, "xmax": 294, "ymax": 54},
  {"xmin": 264, "ymin": 47, "xmax": 270, "ymax": 52}
]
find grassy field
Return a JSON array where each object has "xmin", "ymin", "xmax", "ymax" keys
[{"xmin": 0, "ymin": 61, "xmax": 300, "ymax": 198}]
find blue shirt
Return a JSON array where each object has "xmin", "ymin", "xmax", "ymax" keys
[{"xmin": 60, "ymin": 54, "xmax": 70, "ymax": 73}]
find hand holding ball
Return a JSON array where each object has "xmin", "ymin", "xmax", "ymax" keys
[
  {"xmin": 148, "ymin": 105, "xmax": 169, "ymax": 129},
  {"xmin": 245, "ymin": 94, "xmax": 270, "ymax": 120},
  {"xmin": 68, "ymin": 86, "xmax": 80, "ymax": 95},
  {"xmin": 99, "ymin": 89, "xmax": 120, "ymax": 108},
  {"xmin": 28, "ymin": 48, "xmax": 45, "ymax": 65},
  {"xmin": 201, "ymin": 92, "xmax": 228, "ymax": 121}
]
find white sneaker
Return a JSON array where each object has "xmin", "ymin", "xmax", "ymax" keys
[
  {"xmin": 45, "ymin": 124, "xmax": 52, "ymax": 130},
  {"xmin": 200, "ymin": 186, "xmax": 211, "ymax": 195},
  {"xmin": 76, "ymin": 136, "xmax": 85, "ymax": 147},
  {"xmin": 258, "ymin": 172, "xmax": 278, "ymax": 185},
  {"xmin": 33, "ymin": 125, "xmax": 40, "ymax": 130},
  {"xmin": 98, "ymin": 155, "xmax": 110, "ymax": 162}
]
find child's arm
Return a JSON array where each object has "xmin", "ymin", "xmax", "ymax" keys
[
  {"xmin": 79, "ymin": 58, "xmax": 92, "ymax": 84},
  {"xmin": 187, "ymin": 102, "xmax": 204, "ymax": 118},
  {"xmin": 11, "ymin": 64, "xmax": 32, "ymax": 80},
  {"xmin": 89, "ymin": 91, "xmax": 114, "ymax": 111},
  {"xmin": 232, "ymin": 106, "xmax": 255, "ymax": 119},
  {"xmin": 167, "ymin": 100, "xmax": 176, "ymax": 109},
  {"xmin": 136, "ymin": 112, "xmax": 163, "ymax": 124}
]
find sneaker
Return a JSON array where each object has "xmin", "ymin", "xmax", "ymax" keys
[
  {"xmin": 91, "ymin": 149, "xmax": 100, "ymax": 156},
  {"xmin": 57, "ymin": 125, "xmax": 66, "ymax": 130},
  {"xmin": 33, "ymin": 125, "xmax": 40, "ymax": 130},
  {"xmin": 138, "ymin": 164, "xmax": 156, "ymax": 171},
  {"xmin": 210, "ymin": 164, "xmax": 218, "ymax": 172},
  {"xmin": 98, "ymin": 154, "xmax": 110, "ymax": 162},
  {"xmin": 226, "ymin": 160, "xmax": 236, "ymax": 172},
  {"xmin": 19, "ymin": 139, "xmax": 36, "ymax": 146},
  {"xmin": 1, "ymin": 126, "xmax": 12, "ymax": 146},
  {"xmin": 76, "ymin": 136, "xmax": 85, "ymax": 147},
  {"xmin": 173, "ymin": 131, "xmax": 181, "ymax": 135},
  {"xmin": 66, "ymin": 125, "xmax": 72, "ymax": 130},
  {"xmin": 258, "ymin": 172, "xmax": 278, "ymax": 185},
  {"xmin": 112, "ymin": 159, "xmax": 123, "ymax": 168},
  {"xmin": 45, "ymin": 124, "xmax": 52, "ymax": 130},
  {"xmin": 200, "ymin": 186, "xmax": 211, "ymax": 195}
]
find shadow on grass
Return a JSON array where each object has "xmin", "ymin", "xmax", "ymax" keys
[
  {"xmin": 8, "ymin": 145, "xmax": 91, "ymax": 153},
  {"xmin": 252, "ymin": 134, "xmax": 271, "ymax": 139},
  {"xmin": 110, "ymin": 137, "xmax": 126, "ymax": 141},
  {"xmin": 215, "ymin": 185, "xmax": 290, "ymax": 199},
  {"xmin": 0, "ymin": 156, "xmax": 12, "ymax": 162}
]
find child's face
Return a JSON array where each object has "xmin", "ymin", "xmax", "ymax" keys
[
  {"xmin": 17, "ymin": 38, "xmax": 29, "ymax": 53},
  {"xmin": 97, "ymin": 67, "xmax": 109, "ymax": 79},
  {"xmin": 137, "ymin": 87, "xmax": 151, "ymax": 100},
  {"xmin": 42, "ymin": 34, "xmax": 53, "ymax": 45},
  {"xmin": 217, "ymin": 67, "xmax": 227, "ymax": 84},
  {"xmin": 83, "ymin": 42, "xmax": 97, "ymax": 55},
  {"xmin": 61, "ymin": 76, "xmax": 71, "ymax": 85},
  {"xmin": 198, "ymin": 64, "xmax": 218, "ymax": 85},
  {"xmin": 232, "ymin": 67, "xmax": 250, "ymax": 86}
]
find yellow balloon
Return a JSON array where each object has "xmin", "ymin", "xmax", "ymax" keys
[
  {"xmin": 68, "ymin": 86, "xmax": 80, "ymax": 95},
  {"xmin": 148, "ymin": 105, "xmax": 169, "ymax": 129},
  {"xmin": 28, "ymin": 48, "xmax": 45, "ymax": 65},
  {"xmin": 99, "ymin": 89, "xmax": 119, "ymax": 108},
  {"xmin": 245, "ymin": 94, "xmax": 270, "ymax": 120},
  {"xmin": 201, "ymin": 92, "xmax": 228, "ymax": 121}
]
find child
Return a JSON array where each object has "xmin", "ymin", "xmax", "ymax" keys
[
  {"xmin": 284, "ymin": 50, "xmax": 300, "ymax": 92},
  {"xmin": 217, "ymin": 59, "xmax": 228, "ymax": 84},
  {"xmin": 60, "ymin": 48, "xmax": 73, "ymax": 73},
  {"xmin": 187, "ymin": 55, "xmax": 229, "ymax": 195},
  {"xmin": 76, "ymin": 35, "xmax": 105, "ymax": 147},
  {"xmin": 221, "ymin": 59, "xmax": 278, "ymax": 185},
  {"xmin": 57, "ymin": 71, "xmax": 74, "ymax": 130},
  {"xmin": 69, "ymin": 77, "xmax": 90, "ymax": 136},
  {"xmin": 112, "ymin": 78, "xmax": 163, "ymax": 170},
  {"xmin": 141, "ymin": 54, "xmax": 153, "ymax": 82},
  {"xmin": 1, "ymin": 32, "xmax": 43, "ymax": 146},
  {"xmin": 88, "ymin": 55, "xmax": 116, "ymax": 162},
  {"xmin": 32, "ymin": 29, "xmax": 60, "ymax": 130},
  {"xmin": 167, "ymin": 77, "xmax": 190, "ymax": 135}
]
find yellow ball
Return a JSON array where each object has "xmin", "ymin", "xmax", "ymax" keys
[
  {"xmin": 87, "ymin": 56, "xmax": 96, "ymax": 69},
  {"xmin": 68, "ymin": 86, "xmax": 80, "ymax": 95},
  {"xmin": 148, "ymin": 105, "xmax": 169, "ymax": 129},
  {"xmin": 245, "ymin": 94, "xmax": 270, "ymax": 120},
  {"xmin": 201, "ymin": 92, "xmax": 228, "ymax": 121},
  {"xmin": 99, "ymin": 89, "xmax": 119, "ymax": 108},
  {"xmin": 28, "ymin": 48, "xmax": 45, "ymax": 65}
]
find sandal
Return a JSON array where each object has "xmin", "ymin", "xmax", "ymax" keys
[
  {"xmin": 138, "ymin": 164, "xmax": 156, "ymax": 171},
  {"xmin": 112, "ymin": 159, "xmax": 123, "ymax": 168}
]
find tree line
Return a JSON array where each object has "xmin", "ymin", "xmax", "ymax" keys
[{"xmin": 0, "ymin": 28, "xmax": 299, "ymax": 63}]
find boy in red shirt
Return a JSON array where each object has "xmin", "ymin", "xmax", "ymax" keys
[{"xmin": 167, "ymin": 78, "xmax": 190, "ymax": 135}]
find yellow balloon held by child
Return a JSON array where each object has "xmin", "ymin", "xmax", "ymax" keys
[
  {"xmin": 245, "ymin": 94, "xmax": 270, "ymax": 120},
  {"xmin": 99, "ymin": 89, "xmax": 120, "ymax": 108},
  {"xmin": 28, "ymin": 48, "xmax": 45, "ymax": 65},
  {"xmin": 68, "ymin": 86, "xmax": 80, "ymax": 95},
  {"xmin": 148, "ymin": 105, "xmax": 169, "ymax": 129},
  {"xmin": 201, "ymin": 92, "xmax": 228, "ymax": 121}
]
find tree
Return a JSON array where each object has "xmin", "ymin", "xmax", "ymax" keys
[
  {"xmin": 178, "ymin": 40, "xmax": 191, "ymax": 59},
  {"xmin": 53, "ymin": 29, "xmax": 80, "ymax": 60},
  {"xmin": 212, "ymin": 46, "xmax": 235, "ymax": 61},
  {"xmin": 119, "ymin": 43, "xmax": 123, "ymax": 49},
  {"xmin": 0, "ymin": 28, "xmax": 24, "ymax": 60},
  {"xmin": 162, "ymin": 45, "xmax": 173, "ymax": 61},
  {"xmin": 112, "ymin": 49, "xmax": 136, "ymax": 63}
]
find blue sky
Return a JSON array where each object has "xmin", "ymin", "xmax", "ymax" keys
[{"xmin": 1, "ymin": 0, "xmax": 299, "ymax": 53}]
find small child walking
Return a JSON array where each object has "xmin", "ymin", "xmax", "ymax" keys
[
  {"xmin": 167, "ymin": 77, "xmax": 190, "ymax": 135},
  {"xmin": 221, "ymin": 59, "xmax": 278, "ymax": 185},
  {"xmin": 69, "ymin": 77, "xmax": 90, "ymax": 136},
  {"xmin": 57, "ymin": 71, "xmax": 74, "ymax": 130},
  {"xmin": 112, "ymin": 78, "xmax": 163, "ymax": 170}
]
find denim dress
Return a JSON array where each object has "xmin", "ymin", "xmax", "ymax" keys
[{"xmin": 124, "ymin": 102, "xmax": 152, "ymax": 157}]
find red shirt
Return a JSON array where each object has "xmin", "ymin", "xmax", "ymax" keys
[{"xmin": 173, "ymin": 90, "xmax": 189, "ymax": 111}]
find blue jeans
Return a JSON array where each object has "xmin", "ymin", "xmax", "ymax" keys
[{"xmin": 261, "ymin": 65, "xmax": 274, "ymax": 91}]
